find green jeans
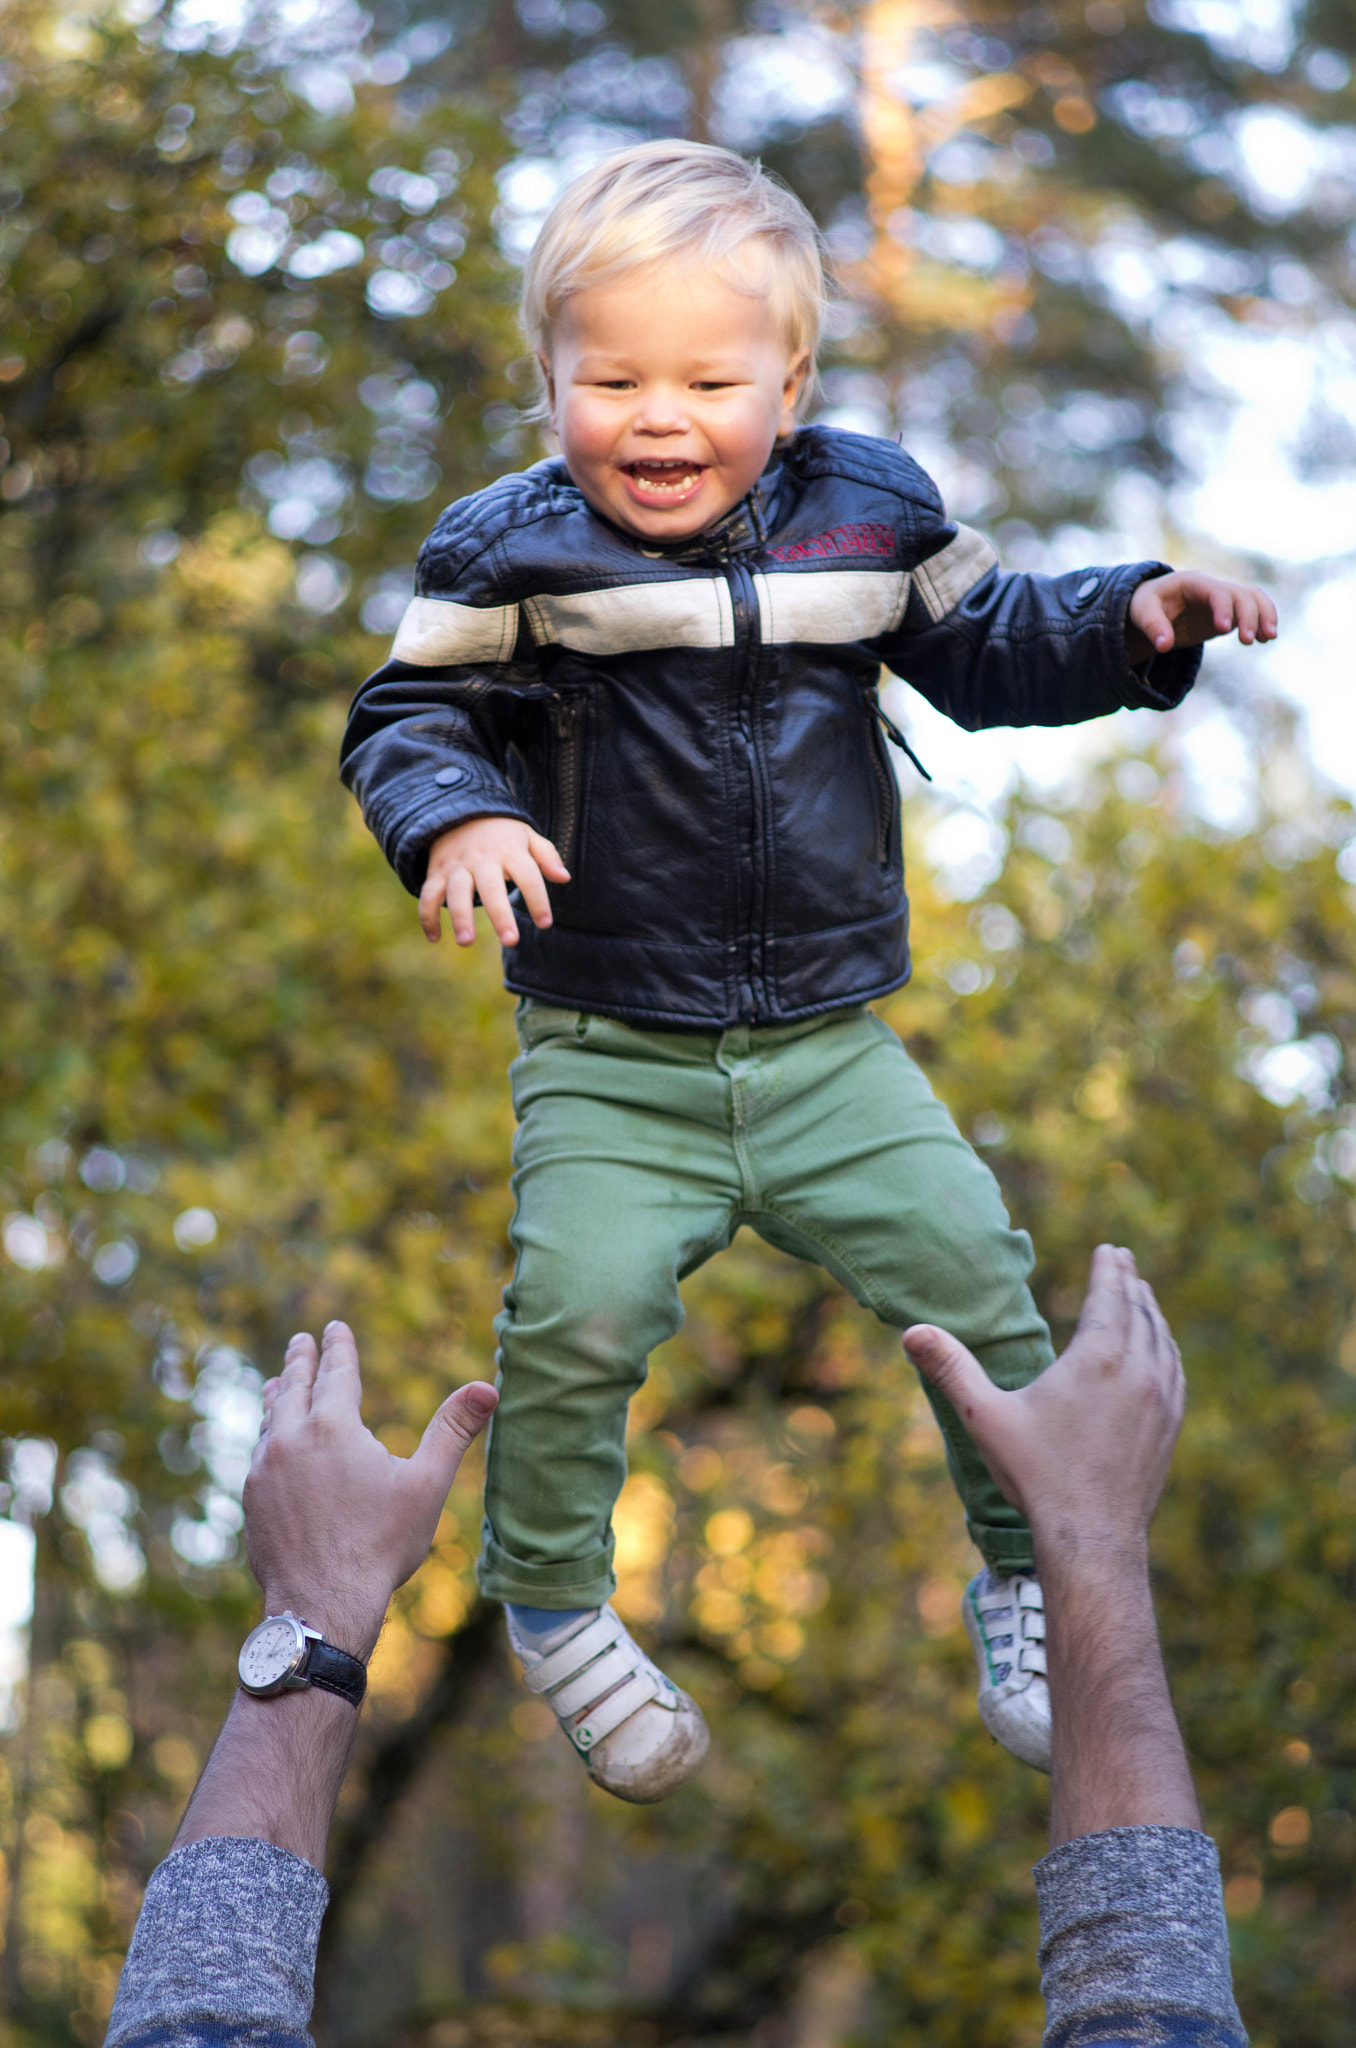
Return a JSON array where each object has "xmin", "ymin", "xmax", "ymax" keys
[{"xmin": 477, "ymin": 1001, "xmax": 1050, "ymax": 1607}]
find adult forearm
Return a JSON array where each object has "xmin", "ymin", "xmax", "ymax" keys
[
  {"xmin": 172, "ymin": 1585, "xmax": 382, "ymax": 1869},
  {"xmin": 1038, "ymin": 1536, "xmax": 1201, "ymax": 1849},
  {"xmin": 171, "ymin": 1686, "xmax": 359, "ymax": 1869}
]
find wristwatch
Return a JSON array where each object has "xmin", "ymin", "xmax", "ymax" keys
[{"xmin": 237, "ymin": 1611, "xmax": 368, "ymax": 1707}]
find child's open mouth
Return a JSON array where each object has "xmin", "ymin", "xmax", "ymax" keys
[{"xmin": 623, "ymin": 459, "xmax": 707, "ymax": 506}]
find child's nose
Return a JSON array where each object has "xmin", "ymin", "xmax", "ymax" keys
[{"xmin": 634, "ymin": 390, "xmax": 691, "ymax": 433}]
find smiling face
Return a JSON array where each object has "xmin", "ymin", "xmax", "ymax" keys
[{"xmin": 540, "ymin": 257, "xmax": 810, "ymax": 542}]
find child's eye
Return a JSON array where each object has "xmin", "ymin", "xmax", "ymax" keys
[{"xmin": 693, "ymin": 380, "xmax": 735, "ymax": 392}]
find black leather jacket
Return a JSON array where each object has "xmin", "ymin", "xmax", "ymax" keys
[{"xmin": 341, "ymin": 427, "xmax": 1199, "ymax": 1027}]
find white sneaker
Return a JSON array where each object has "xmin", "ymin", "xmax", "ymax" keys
[
  {"xmin": 962, "ymin": 1569, "xmax": 1051, "ymax": 1772},
  {"xmin": 507, "ymin": 1605, "xmax": 709, "ymax": 1804}
]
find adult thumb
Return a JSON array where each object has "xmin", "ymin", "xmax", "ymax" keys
[
  {"xmin": 415, "ymin": 1380, "xmax": 498, "ymax": 1488},
  {"xmin": 903, "ymin": 1324, "xmax": 996, "ymax": 1427}
]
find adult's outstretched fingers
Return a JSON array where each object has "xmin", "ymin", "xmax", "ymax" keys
[
  {"xmin": 270, "ymin": 1331, "xmax": 320, "ymax": 1430},
  {"xmin": 310, "ymin": 1319, "xmax": 363, "ymax": 1417},
  {"xmin": 903, "ymin": 1323, "xmax": 1001, "ymax": 1432},
  {"xmin": 415, "ymin": 1380, "xmax": 499, "ymax": 1491}
]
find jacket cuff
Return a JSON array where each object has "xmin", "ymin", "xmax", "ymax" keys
[
  {"xmin": 365, "ymin": 770, "xmax": 537, "ymax": 895},
  {"xmin": 1110, "ymin": 561, "xmax": 1204, "ymax": 711},
  {"xmin": 105, "ymin": 1836, "xmax": 327, "ymax": 2046},
  {"xmin": 1034, "ymin": 1826, "xmax": 1245, "ymax": 2048}
]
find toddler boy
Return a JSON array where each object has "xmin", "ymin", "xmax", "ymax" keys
[{"xmin": 341, "ymin": 141, "xmax": 1275, "ymax": 1801}]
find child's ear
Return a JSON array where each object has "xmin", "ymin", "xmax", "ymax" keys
[
  {"xmin": 779, "ymin": 348, "xmax": 812, "ymax": 435},
  {"xmin": 537, "ymin": 349, "xmax": 558, "ymax": 428}
]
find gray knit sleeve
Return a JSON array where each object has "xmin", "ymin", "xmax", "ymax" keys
[
  {"xmin": 1034, "ymin": 1825, "xmax": 1247, "ymax": 2046},
  {"xmin": 105, "ymin": 1836, "xmax": 328, "ymax": 2047}
]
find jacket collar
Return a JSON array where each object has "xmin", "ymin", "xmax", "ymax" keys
[
  {"xmin": 546, "ymin": 449, "xmax": 787, "ymax": 564},
  {"xmin": 651, "ymin": 452, "xmax": 785, "ymax": 564}
]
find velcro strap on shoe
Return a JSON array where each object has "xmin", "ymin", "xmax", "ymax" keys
[
  {"xmin": 547, "ymin": 1643, "xmax": 637, "ymax": 1721},
  {"xmin": 1016, "ymin": 1579, "xmax": 1043, "ymax": 1609},
  {"xmin": 1018, "ymin": 1644, "xmax": 1047, "ymax": 1676},
  {"xmin": 520, "ymin": 1610, "xmax": 625, "ymax": 1695},
  {"xmin": 569, "ymin": 1670, "xmax": 664, "ymax": 1752},
  {"xmin": 1020, "ymin": 1608, "xmax": 1045, "ymax": 1642}
]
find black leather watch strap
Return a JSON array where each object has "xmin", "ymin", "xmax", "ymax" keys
[{"xmin": 303, "ymin": 1637, "xmax": 368, "ymax": 1707}]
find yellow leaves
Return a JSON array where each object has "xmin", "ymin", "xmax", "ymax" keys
[
  {"xmin": 32, "ymin": 14, "xmax": 102, "ymax": 61},
  {"xmin": 677, "ymin": 1443, "xmax": 722, "ymax": 1492},
  {"xmin": 785, "ymin": 1405, "xmax": 835, "ymax": 1449},
  {"xmin": 410, "ymin": 1552, "xmax": 472, "ymax": 1637},
  {"xmin": 82, "ymin": 1713, "xmax": 131, "ymax": 1769},
  {"xmin": 150, "ymin": 1734, "xmax": 199, "ymax": 1786},
  {"xmin": 611, "ymin": 1471, "xmax": 674, "ymax": 1624},
  {"xmin": 1270, "ymin": 1805, "xmax": 1311, "ymax": 1849},
  {"xmin": 174, "ymin": 512, "xmax": 294, "ymax": 625},
  {"xmin": 1225, "ymin": 1873, "xmax": 1264, "ymax": 1917},
  {"xmin": 365, "ymin": 1610, "xmax": 429, "ymax": 1712},
  {"xmin": 941, "ymin": 1780, "xmax": 989, "ymax": 1846},
  {"xmin": 705, "ymin": 1507, "xmax": 753, "ymax": 1555},
  {"xmin": 915, "ymin": 1576, "xmax": 961, "ymax": 1636},
  {"xmin": 1075, "ymin": 1059, "xmax": 1124, "ymax": 1123}
]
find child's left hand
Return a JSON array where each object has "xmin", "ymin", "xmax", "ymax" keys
[{"xmin": 1126, "ymin": 570, "xmax": 1277, "ymax": 666}]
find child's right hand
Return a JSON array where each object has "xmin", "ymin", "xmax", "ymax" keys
[{"xmin": 419, "ymin": 816, "xmax": 570, "ymax": 947}]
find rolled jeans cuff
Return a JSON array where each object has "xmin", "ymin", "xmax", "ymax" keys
[
  {"xmin": 969, "ymin": 1519, "xmax": 1037, "ymax": 1575},
  {"xmin": 476, "ymin": 1525, "xmax": 616, "ymax": 1609}
]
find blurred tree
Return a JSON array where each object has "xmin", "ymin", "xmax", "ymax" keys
[{"xmin": 460, "ymin": 0, "xmax": 1356, "ymax": 535}]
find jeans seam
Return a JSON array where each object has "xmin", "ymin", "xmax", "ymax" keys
[{"xmin": 751, "ymin": 1202, "xmax": 900, "ymax": 1323}]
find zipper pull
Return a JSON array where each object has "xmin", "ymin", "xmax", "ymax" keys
[{"xmin": 877, "ymin": 706, "xmax": 931, "ymax": 782}]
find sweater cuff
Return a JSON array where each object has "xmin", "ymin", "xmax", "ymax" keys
[
  {"xmin": 1034, "ymin": 1826, "xmax": 1246, "ymax": 2047},
  {"xmin": 105, "ymin": 1836, "xmax": 328, "ymax": 2047}
]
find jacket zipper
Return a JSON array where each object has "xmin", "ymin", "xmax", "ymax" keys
[
  {"xmin": 862, "ymin": 684, "xmax": 899, "ymax": 864},
  {"xmin": 551, "ymin": 696, "xmax": 582, "ymax": 869},
  {"xmin": 726, "ymin": 558, "xmax": 768, "ymax": 1021}
]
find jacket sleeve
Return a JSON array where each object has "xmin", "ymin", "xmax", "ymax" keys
[
  {"xmin": 104, "ymin": 1836, "xmax": 327, "ymax": 2047},
  {"xmin": 1034, "ymin": 1826, "xmax": 1247, "ymax": 2047},
  {"xmin": 871, "ymin": 479, "xmax": 1201, "ymax": 730},
  {"xmin": 340, "ymin": 496, "xmax": 542, "ymax": 897}
]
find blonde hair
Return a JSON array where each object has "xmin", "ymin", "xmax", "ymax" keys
[{"xmin": 521, "ymin": 140, "xmax": 827, "ymax": 415}]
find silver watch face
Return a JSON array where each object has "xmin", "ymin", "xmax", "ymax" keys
[{"xmin": 239, "ymin": 1615, "xmax": 305, "ymax": 1693}]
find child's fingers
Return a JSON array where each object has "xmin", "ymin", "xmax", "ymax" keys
[
  {"xmin": 1132, "ymin": 588, "xmax": 1175, "ymax": 654},
  {"xmin": 472, "ymin": 860, "xmax": 520, "ymax": 946},
  {"xmin": 506, "ymin": 850, "xmax": 554, "ymax": 931},
  {"xmin": 418, "ymin": 869, "xmax": 447, "ymax": 942},
  {"xmin": 1258, "ymin": 588, "xmax": 1279, "ymax": 640},
  {"xmin": 527, "ymin": 831, "xmax": 571, "ymax": 884},
  {"xmin": 447, "ymin": 866, "xmax": 477, "ymax": 947}
]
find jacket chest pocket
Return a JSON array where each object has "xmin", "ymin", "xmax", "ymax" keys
[{"xmin": 548, "ymin": 695, "xmax": 585, "ymax": 869}]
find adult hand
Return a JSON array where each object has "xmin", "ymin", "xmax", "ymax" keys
[
  {"xmin": 244, "ymin": 1321, "xmax": 498, "ymax": 1661},
  {"xmin": 419, "ymin": 816, "xmax": 570, "ymax": 948},
  {"xmin": 1126, "ymin": 570, "xmax": 1277, "ymax": 664},
  {"xmin": 902, "ymin": 1244, "xmax": 1185, "ymax": 1564}
]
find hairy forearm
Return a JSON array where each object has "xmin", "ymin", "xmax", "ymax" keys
[
  {"xmin": 171, "ymin": 1587, "xmax": 382, "ymax": 1869},
  {"xmin": 171, "ymin": 1687, "xmax": 360, "ymax": 1869},
  {"xmin": 1038, "ymin": 1534, "xmax": 1202, "ymax": 1848}
]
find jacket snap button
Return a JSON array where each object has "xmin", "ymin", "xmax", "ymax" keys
[
  {"xmin": 434, "ymin": 766, "xmax": 467, "ymax": 786},
  {"xmin": 1076, "ymin": 576, "xmax": 1099, "ymax": 601}
]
